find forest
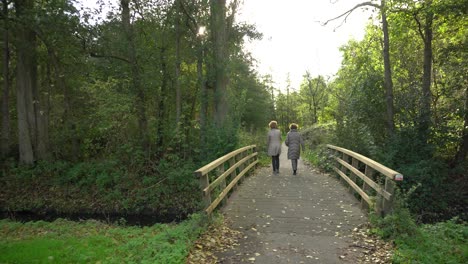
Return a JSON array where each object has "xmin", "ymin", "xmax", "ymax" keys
[{"xmin": 0, "ymin": 0, "xmax": 467, "ymax": 263}]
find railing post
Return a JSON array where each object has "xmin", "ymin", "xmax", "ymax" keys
[
  {"xmin": 229, "ymin": 157, "xmax": 237, "ymax": 191},
  {"xmin": 349, "ymin": 158, "xmax": 358, "ymax": 194},
  {"xmin": 340, "ymin": 153, "xmax": 349, "ymax": 185},
  {"xmin": 382, "ymin": 178, "xmax": 396, "ymax": 216},
  {"xmin": 238, "ymin": 152, "xmax": 246, "ymax": 182},
  {"xmin": 253, "ymin": 146, "xmax": 257, "ymax": 165},
  {"xmin": 362, "ymin": 165, "xmax": 374, "ymax": 211},
  {"xmin": 218, "ymin": 163, "xmax": 227, "ymax": 206},
  {"xmin": 197, "ymin": 172, "xmax": 211, "ymax": 212}
]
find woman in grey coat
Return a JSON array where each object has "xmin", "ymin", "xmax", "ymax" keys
[
  {"xmin": 267, "ymin": 120, "xmax": 282, "ymax": 174},
  {"xmin": 285, "ymin": 123, "xmax": 305, "ymax": 175}
]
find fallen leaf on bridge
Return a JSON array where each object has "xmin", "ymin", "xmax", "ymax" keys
[{"xmin": 187, "ymin": 217, "xmax": 243, "ymax": 264}]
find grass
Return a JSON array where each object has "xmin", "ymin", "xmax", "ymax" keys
[
  {"xmin": 0, "ymin": 214, "xmax": 208, "ymax": 264},
  {"xmin": 392, "ymin": 218, "xmax": 468, "ymax": 264}
]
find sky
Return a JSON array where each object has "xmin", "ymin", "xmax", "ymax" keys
[{"xmin": 237, "ymin": 0, "xmax": 374, "ymax": 90}]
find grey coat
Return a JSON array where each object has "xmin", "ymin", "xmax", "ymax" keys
[
  {"xmin": 267, "ymin": 128, "xmax": 282, "ymax": 156},
  {"xmin": 285, "ymin": 129, "xmax": 305, "ymax": 159}
]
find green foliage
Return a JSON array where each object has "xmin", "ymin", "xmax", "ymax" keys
[
  {"xmin": 392, "ymin": 218, "xmax": 468, "ymax": 264},
  {"xmin": 0, "ymin": 214, "xmax": 209, "ymax": 264},
  {"xmin": 301, "ymin": 124, "xmax": 335, "ymax": 171},
  {"xmin": 368, "ymin": 187, "xmax": 467, "ymax": 264},
  {"xmin": 237, "ymin": 128, "xmax": 271, "ymax": 167},
  {"xmin": 1, "ymin": 158, "xmax": 200, "ymax": 216},
  {"xmin": 303, "ymin": 145, "xmax": 334, "ymax": 172},
  {"xmin": 370, "ymin": 188, "xmax": 420, "ymax": 240}
]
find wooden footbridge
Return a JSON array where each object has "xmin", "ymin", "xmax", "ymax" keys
[{"xmin": 194, "ymin": 143, "xmax": 403, "ymax": 263}]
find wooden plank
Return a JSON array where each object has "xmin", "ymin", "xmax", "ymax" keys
[
  {"xmin": 206, "ymin": 160, "xmax": 259, "ymax": 214},
  {"xmin": 229, "ymin": 157, "xmax": 238, "ymax": 190},
  {"xmin": 327, "ymin": 144, "xmax": 403, "ymax": 180},
  {"xmin": 198, "ymin": 174, "xmax": 211, "ymax": 209},
  {"xmin": 348, "ymin": 157, "xmax": 358, "ymax": 192},
  {"xmin": 334, "ymin": 157, "xmax": 391, "ymax": 200},
  {"xmin": 195, "ymin": 145, "xmax": 256, "ymax": 177},
  {"xmin": 218, "ymin": 163, "xmax": 227, "ymax": 206},
  {"xmin": 332, "ymin": 167, "xmax": 372, "ymax": 205},
  {"xmin": 203, "ymin": 152, "xmax": 257, "ymax": 195},
  {"xmin": 361, "ymin": 165, "xmax": 374, "ymax": 210},
  {"xmin": 382, "ymin": 178, "xmax": 396, "ymax": 216}
]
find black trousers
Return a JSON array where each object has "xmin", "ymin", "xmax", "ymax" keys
[
  {"xmin": 291, "ymin": 159, "xmax": 298, "ymax": 170},
  {"xmin": 271, "ymin": 155, "xmax": 280, "ymax": 171}
]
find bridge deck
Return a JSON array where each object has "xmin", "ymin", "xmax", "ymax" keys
[{"xmin": 217, "ymin": 143, "xmax": 367, "ymax": 263}]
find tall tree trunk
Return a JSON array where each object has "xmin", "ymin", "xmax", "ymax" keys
[
  {"xmin": 15, "ymin": 0, "xmax": 36, "ymax": 165},
  {"xmin": 381, "ymin": 0, "xmax": 395, "ymax": 136},
  {"xmin": 453, "ymin": 86, "xmax": 468, "ymax": 165},
  {"xmin": 210, "ymin": 0, "xmax": 228, "ymax": 126},
  {"xmin": 121, "ymin": 0, "xmax": 149, "ymax": 153},
  {"xmin": 419, "ymin": 1, "xmax": 433, "ymax": 143},
  {"xmin": 34, "ymin": 56, "xmax": 49, "ymax": 160},
  {"xmin": 175, "ymin": 0, "xmax": 182, "ymax": 127},
  {"xmin": 47, "ymin": 48, "xmax": 70, "ymax": 159},
  {"xmin": 1, "ymin": 0, "xmax": 10, "ymax": 159},
  {"xmin": 198, "ymin": 41, "xmax": 207, "ymax": 151},
  {"xmin": 157, "ymin": 46, "xmax": 168, "ymax": 150}
]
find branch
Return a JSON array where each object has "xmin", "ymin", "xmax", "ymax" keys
[
  {"xmin": 321, "ymin": 1, "xmax": 380, "ymax": 30},
  {"xmin": 412, "ymin": 12, "xmax": 425, "ymax": 41},
  {"xmin": 89, "ymin": 52, "xmax": 131, "ymax": 63},
  {"xmin": 179, "ymin": 0, "xmax": 198, "ymax": 36}
]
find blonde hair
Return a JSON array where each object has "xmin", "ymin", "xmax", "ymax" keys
[
  {"xmin": 269, "ymin": 120, "xmax": 278, "ymax": 129},
  {"xmin": 289, "ymin": 123, "xmax": 298, "ymax": 129}
]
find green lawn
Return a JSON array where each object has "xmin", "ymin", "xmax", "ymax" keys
[
  {"xmin": 0, "ymin": 214, "xmax": 207, "ymax": 264},
  {"xmin": 393, "ymin": 219, "xmax": 468, "ymax": 264}
]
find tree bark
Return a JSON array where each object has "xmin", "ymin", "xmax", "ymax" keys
[
  {"xmin": 47, "ymin": 48, "xmax": 71, "ymax": 159},
  {"xmin": 381, "ymin": 0, "xmax": 395, "ymax": 136},
  {"xmin": 1, "ymin": 0, "xmax": 10, "ymax": 158},
  {"xmin": 15, "ymin": 0, "xmax": 35, "ymax": 165},
  {"xmin": 175, "ymin": 0, "xmax": 182, "ymax": 127},
  {"xmin": 157, "ymin": 46, "xmax": 169, "ymax": 150},
  {"xmin": 198, "ymin": 40, "xmax": 207, "ymax": 150},
  {"xmin": 419, "ymin": 1, "xmax": 433, "ymax": 143},
  {"xmin": 453, "ymin": 86, "xmax": 468, "ymax": 165},
  {"xmin": 121, "ymin": 0, "xmax": 149, "ymax": 153},
  {"xmin": 210, "ymin": 0, "xmax": 228, "ymax": 126},
  {"xmin": 34, "ymin": 52, "xmax": 49, "ymax": 161}
]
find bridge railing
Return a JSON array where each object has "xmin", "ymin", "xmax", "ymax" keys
[
  {"xmin": 327, "ymin": 144, "xmax": 403, "ymax": 216},
  {"xmin": 194, "ymin": 145, "xmax": 258, "ymax": 215}
]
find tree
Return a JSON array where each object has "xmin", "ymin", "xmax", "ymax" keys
[
  {"xmin": 415, "ymin": 0, "xmax": 434, "ymax": 143},
  {"xmin": 121, "ymin": 0, "xmax": 149, "ymax": 153},
  {"xmin": 14, "ymin": 0, "xmax": 36, "ymax": 165},
  {"xmin": 300, "ymin": 72, "xmax": 328, "ymax": 125},
  {"xmin": 210, "ymin": 0, "xmax": 228, "ymax": 127},
  {"xmin": 323, "ymin": 0, "xmax": 395, "ymax": 137},
  {"xmin": 1, "ymin": 0, "xmax": 10, "ymax": 158}
]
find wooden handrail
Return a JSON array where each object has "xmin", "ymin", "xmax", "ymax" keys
[
  {"xmin": 194, "ymin": 145, "xmax": 258, "ymax": 215},
  {"xmin": 327, "ymin": 145, "xmax": 403, "ymax": 180},
  {"xmin": 326, "ymin": 144, "xmax": 403, "ymax": 216}
]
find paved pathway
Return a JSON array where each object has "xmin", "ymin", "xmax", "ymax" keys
[{"xmin": 217, "ymin": 143, "xmax": 367, "ymax": 263}]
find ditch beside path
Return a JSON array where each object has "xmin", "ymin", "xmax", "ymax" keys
[{"xmin": 216, "ymin": 143, "xmax": 368, "ymax": 263}]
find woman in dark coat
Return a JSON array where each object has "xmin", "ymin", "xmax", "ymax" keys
[
  {"xmin": 267, "ymin": 120, "xmax": 282, "ymax": 174},
  {"xmin": 285, "ymin": 123, "xmax": 305, "ymax": 175}
]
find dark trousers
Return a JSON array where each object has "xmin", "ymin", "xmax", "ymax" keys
[
  {"xmin": 271, "ymin": 155, "xmax": 280, "ymax": 171},
  {"xmin": 291, "ymin": 159, "xmax": 298, "ymax": 171}
]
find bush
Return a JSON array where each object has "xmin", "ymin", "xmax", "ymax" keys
[
  {"xmin": 370, "ymin": 188, "xmax": 419, "ymax": 240},
  {"xmin": 1, "ymin": 157, "xmax": 200, "ymax": 218}
]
